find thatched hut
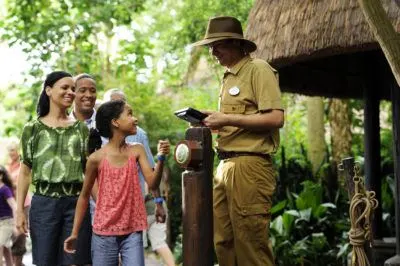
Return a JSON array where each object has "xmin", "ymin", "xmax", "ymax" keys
[
  {"xmin": 246, "ymin": 0, "xmax": 400, "ymax": 265},
  {"xmin": 246, "ymin": 0, "xmax": 400, "ymax": 99}
]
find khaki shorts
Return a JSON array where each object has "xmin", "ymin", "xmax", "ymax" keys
[
  {"xmin": 143, "ymin": 214, "xmax": 168, "ymax": 251},
  {"xmin": 0, "ymin": 218, "xmax": 14, "ymax": 248}
]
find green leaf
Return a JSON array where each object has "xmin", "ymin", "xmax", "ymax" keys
[
  {"xmin": 271, "ymin": 215, "xmax": 284, "ymax": 236},
  {"xmin": 311, "ymin": 232, "xmax": 328, "ymax": 250},
  {"xmin": 285, "ymin": 209, "xmax": 300, "ymax": 217},
  {"xmin": 321, "ymin": 203, "xmax": 337, "ymax": 209},
  {"xmin": 337, "ymin": 243, "xmax": 350, "ymax": 258},
  {"xmin": 270, "ymin": 199, "xmax": 287, "ymax": 215},
  {"xmin": 282, "ymin": 212, "xmax": 295, "ymax": 236},
  {"xmin": 299, "ymin": 208, "xmax": 312, "ymax": 222}
]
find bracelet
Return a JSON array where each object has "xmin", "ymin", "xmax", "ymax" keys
[
  {"xmin": 153, "ymin": 197, "xmax": 164, "ymax": 204},
  {"xmin": 157, "ymin": 154, "xmax": 166, "ymax": 162}
]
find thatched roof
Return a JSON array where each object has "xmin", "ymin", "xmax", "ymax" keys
[
  {"xmin": 245, "ymin": 0, "xmax": 400, "ymax": 99},
  {"xmin": 246, "ymin": 0, "xmax": 400, "ymax": 66}
]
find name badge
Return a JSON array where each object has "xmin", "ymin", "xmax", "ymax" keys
[{"xmin": 229, "ymin": 86, "xmax": 240, "ymax": 96}]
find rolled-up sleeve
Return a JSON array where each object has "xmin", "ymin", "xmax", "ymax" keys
[
  {"xmin": 252, "ymin": 63, "xmax": 283, "ymax": 112},
  {"xmin": 20, "ymin": 122, "xmax": 34, "ymax": 168}
]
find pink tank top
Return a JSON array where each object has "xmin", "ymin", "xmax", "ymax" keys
[{"xmin": 93, "ymin": 154, "xmax": 147, "ymax": 235}]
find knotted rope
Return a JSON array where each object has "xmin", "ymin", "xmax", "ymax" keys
[{"xmin": 348, "ymin": 164, "xmax": 379, "ymax": 266}]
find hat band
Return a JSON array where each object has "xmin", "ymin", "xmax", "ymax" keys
[{"xmin": 205, "ymin": 32, "xmax": 244, "ymax": 39}]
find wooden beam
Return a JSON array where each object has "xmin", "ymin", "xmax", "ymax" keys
[
  {"xmin": 278, "ymin": 50, "xmax": 392, "ymax": 99},
  {"xmin": 392, "ymin": 83, "xmax": 400, "ymax": 255},
  {"xmin": 363, "ymin": 81, "xmax": 382, "ymax": 239},
  {"xmin": 385, "ymin": 83, "xmax": 400, "ymax": 265}
]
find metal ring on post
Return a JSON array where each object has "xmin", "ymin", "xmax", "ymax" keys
[{"xmin": 174, "ymin": 140, "xmax": 203, "ymax": 169}]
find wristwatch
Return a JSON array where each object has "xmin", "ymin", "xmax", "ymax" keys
[
  {"xmin": 153, "ymin": 197, "xmax": 164, "ymax": 204},
  {"xmin": 157, "ymin": 154, "xmax": 166, "ymax": 162}
]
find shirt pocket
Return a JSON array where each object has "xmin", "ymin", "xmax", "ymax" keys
[{"xmin": 221, "ymin": 104, "xmax": 245, "ymax": 114}]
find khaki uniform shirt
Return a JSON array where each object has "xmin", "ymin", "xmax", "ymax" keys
[{"xmin": 216, "ymin": 56, "xmax": 283, "ymax": 154}]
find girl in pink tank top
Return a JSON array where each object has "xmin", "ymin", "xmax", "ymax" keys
[{"xmin": 64, "ymin": 100, "xmax": 170, "ymax": 266}]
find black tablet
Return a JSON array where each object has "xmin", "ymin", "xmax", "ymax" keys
[{"xmin": 174, "ymin": 107, "xmax": 208, "ymax": 124}]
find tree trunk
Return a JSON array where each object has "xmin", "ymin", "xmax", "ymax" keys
[
  {"xmin": 329, "ymin": 99, "xmax": 353, "ymax": 167},
  {"xmin": 328, "ymin": 99, "xmax": 352, "ymax": 187},
  {"xmin": 358, "ymin": 0, "xmax": 400, "ymax": 86},
  {"xmin": 307, "ymin": 97, "xmax": 327, "ymax": 176}
]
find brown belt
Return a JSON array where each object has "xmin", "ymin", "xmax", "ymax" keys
[{"xmin": 216, "ymin": 150, "xmax": 271, "ymax": 160}]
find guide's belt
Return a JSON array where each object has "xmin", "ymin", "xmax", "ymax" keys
[{"xmin": 216, "ymin": 150, "xmax": 271, "ymax": 161}]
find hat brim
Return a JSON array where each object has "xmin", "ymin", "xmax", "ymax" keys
[{"xmin": 191, "ymin": 37, "xmax": 257, "ymax": 53}]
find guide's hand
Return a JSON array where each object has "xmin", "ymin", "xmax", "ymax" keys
[{"xmin": 202, "ymin": 111, "xmax": 227, "ymax": 130}]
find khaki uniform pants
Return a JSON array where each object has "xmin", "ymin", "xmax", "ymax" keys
[{"xmin": 214, "ymin": 156, "xmax": 276, "ymax": 266}]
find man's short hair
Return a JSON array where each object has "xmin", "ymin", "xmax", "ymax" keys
[
  {"xmin": 74, "ymin": 73, "xmax": 95, "ymax": 83},
  {"xmin": 103, "ymin": 88, "xmax": 126, "ymax": 102}
]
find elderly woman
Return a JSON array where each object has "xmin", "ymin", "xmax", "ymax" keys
[{"xmin": 4, "ymin": 140, "xmax": 30, "ymax": 266}]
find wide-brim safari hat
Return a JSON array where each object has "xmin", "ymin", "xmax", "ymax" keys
[{"xmin": 192, "ymin": 16, "xmax": 257, "ymax": 53}]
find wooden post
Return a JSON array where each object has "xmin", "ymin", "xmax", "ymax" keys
[
  {"xmin": 364, "ymin": 83, "xmax": 382, "ymax": 239},
  {"xmin": 178, "ymin": 127, "xmax": 214, "ymax": 266},
  {"xmin": 384, "ymin": 82, "xmax": 400, "ymax": 265},
  {"xmin": 341, "ymin": 157, "xmax": 373, "ymax": 265}
]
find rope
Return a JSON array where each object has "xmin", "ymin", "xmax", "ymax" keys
[{"xmin": 348, "ymin": 165, "xmax": 379, "ymax": 266}]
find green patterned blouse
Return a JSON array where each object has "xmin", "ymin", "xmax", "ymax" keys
[{"xmin": 20, "ymin": 119, "xmax": 88, "ymax": 197}]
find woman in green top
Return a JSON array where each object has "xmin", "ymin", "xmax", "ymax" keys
[{"xmin": 16, "ymin": 71, "xmax": 92, "ymax": 266}]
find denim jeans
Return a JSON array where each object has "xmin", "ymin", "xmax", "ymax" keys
[
  {"xmin": 29, "ymin": 194, "xmax": 92, "ymax": 266},
  {"xmin": 91, "ymin": 231, "xmax": 144, "ymax": 266}
]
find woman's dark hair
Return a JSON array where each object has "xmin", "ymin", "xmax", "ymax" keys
[
  {"xmin": 87, "ymin": 100, "xmax": 126, "ymax": 154},
  {"xmin": 37, "ymin": 71, "xmax": 73, "ymax": 117},
  {"xmin": 0, "ymin": 166, "xmax": 14, "ymax": 193}
]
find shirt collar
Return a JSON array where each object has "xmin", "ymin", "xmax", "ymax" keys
[
  {"xmin": 70, "ymin": 109, "xmax": 96, "ymax": 125},
  {"xmin": 225, "ymin": 56, "xmax": 251, "ymax": 76},
  {"xmin": 85, "ymin": 109, "xmax": 96, "ymax": 126}
]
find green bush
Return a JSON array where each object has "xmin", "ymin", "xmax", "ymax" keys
[{"xmin": 271, "ymin": 180, "xmax": 349, "ymax": 266}]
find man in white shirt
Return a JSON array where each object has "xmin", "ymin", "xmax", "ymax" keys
[{"xmin": 70, "ymin": 73, "xmax": 98, "ymax": 264}]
